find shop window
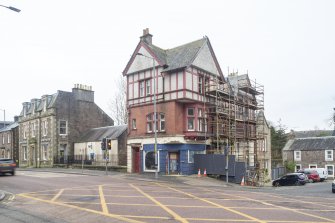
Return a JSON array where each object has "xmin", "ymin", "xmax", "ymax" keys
[
  {"xmin": 188, "ymin": 150, "xmax": 205, "ymax": 163},
  {"xmin": 144, "ymin": 151, "xmax": 159, "ymax": 171}
]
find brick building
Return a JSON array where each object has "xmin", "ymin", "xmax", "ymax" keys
[
  {"xmin": 18, "ymin": 84, "xmax": 114, "ymax": 168},
  {"xmin": 123, "ymin": 29, "xmax": 265, "ymax": 177}
]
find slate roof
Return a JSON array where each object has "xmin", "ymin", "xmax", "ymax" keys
[
  {"xmin": 20, "ymin": 93, "xmax": 58, "ymax": 116},
  {"xmin": 162, "ymin": 38, "xmax": 206, "ymax": 72},
  {"xmin": 139, "ymin": 37, "xmax": 214, "ymax": 73},
  {"xmin": 291, "ymin": 130, "xmax": 333, "ymax": 138},
  {"xmin": 283, "ymin": 136, "xmax": 335, "ymax": 151},
  {"xmin": 0, "ymin": 122, "xmax": 18, "ymax": 132},
  {"xmin": 78, "ymin": 125, "xmax": 127, "ymax": 142}
]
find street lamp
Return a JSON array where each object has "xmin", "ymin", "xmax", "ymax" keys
[
  {"xmin": 0, "ymin": 5, "xmax": 21, "ymax": 12},
  {"xmin": 137, "ymin": 52, "xmax": 158, "ymax": 179},
  {"xmin": 0, "ymin": 109, "xmax": 5, "ymax": 129}
]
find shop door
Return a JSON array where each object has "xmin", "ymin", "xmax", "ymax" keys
[
  {"xmin": 169, "ymin": 152, "xmax": 179, "ymax": 174},
  {"xmin": 133, "ymin": 147, "xmax": 140, "ymax": 173}
]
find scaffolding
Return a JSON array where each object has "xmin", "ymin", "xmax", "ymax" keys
[{"xmin": 205, "ymin": 71, "xmax": 265, "ymax": 186}]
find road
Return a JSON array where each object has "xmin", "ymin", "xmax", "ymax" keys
[{"xmin": 1, "ymin": 169, "xmax": 335, "ymax": 223}]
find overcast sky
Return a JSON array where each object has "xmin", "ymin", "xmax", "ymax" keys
[{"xmin": 1, "ymin": 0, "xmax": 334, "ymax": 131}]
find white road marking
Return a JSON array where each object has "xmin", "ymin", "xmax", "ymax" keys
[{"xmin": 17, "ymin": 172, "xmax": 82, "ymax": 178}]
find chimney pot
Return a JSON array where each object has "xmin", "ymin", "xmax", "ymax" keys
[{"xmin": 140, "ymin": 28, "xmax": 153, "ymax": 45}]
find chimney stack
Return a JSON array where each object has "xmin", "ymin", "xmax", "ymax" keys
[{"xmin": 140, "ymin": 28, "xmax": 153, "ymax": 45}]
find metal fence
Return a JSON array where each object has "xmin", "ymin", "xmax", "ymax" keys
[
  {"xmin": 271, "ymin": 167, "xmax": 286, "ymax": 180},
  {"xmin": 53, "ymin": 155, "xmax": 119, "ymax": 166}
]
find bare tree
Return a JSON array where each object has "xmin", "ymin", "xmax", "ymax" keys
[{"xmin": 108, "ymin": 75, "xmax": 127, "ymax": 125}]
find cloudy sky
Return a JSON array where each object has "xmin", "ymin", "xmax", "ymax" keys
[{"xmin": 1, "ymin": 0, "xmax": 334, "ymax": 131}]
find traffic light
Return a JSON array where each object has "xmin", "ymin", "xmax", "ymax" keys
[
  {"xmin": 101, "ymin": 138, "xmax": 106, "ymax": 150},
  {"xmin": 107, "ymin": 138, "xmax": 112, "ymax": 150}
]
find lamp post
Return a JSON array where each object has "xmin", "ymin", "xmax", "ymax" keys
[
  {"xmin": 0, "ymin": 5, "xmax": 21, "ymax": 12},
  {"xmin": 137, "ymin": 52, "xmax": 158, "ymax": 179},
  {"xmin": 0, "ymin": 109, "xmax": 5, "ymax": 129}
]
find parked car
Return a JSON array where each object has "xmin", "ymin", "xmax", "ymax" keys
[
  {"xmin": 298, "ymin": 169, "xmax": 320, "ymax": 183},
  {"xmin": 303, "ymin": 168, "xmax": 328, "ymax": 182},
  {"xmin": 272, "ymin": 173, "xmax": 307, "ymax": 186},
  {"xmin": 0, "ymin": 159, "xmax": 16, "ymax": 176},
  {"xmin": 332, "ymin": 179, "xmax": 335, "ymax": 193}
]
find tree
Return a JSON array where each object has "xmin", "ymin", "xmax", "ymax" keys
[
  {"xmin": 284, "ymin": 160, "xmax": 296, "ymax": 173},
  {"xmin": 270, "ymin": 119, "xmax": 288, "ymax": 168},
  {"xmin": 108, "ymin": 75, "xmax": 127, "ymax": 125}
]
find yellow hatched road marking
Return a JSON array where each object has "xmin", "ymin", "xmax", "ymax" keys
[
  {"xmin": 51, "ymin": 189, "xmax": 64, "ymax": 202},
  {"xmin": 156, "ymin": 183, "xmax": 266, "ymax": 223},
  {"xmin": 187, "ymin": 219, "xmax": 331, "ymax": 223},
  {"xmin": 205, "ymin": 188, "xmax": 335, "ymax": 223},
  {"xmin": 99, "ymin": 185, "xmax": 109, "ymax": 214},
  {"xmin": 130, "ymin": 183, "xmax": 189, "ymax": 223},
  {"xmin": 18, "ymin": 193, "xmax": 144, "ymax": 223}
]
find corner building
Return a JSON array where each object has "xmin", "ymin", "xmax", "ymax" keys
[{"xmin": 123, "ymin": 29, "xmax": 225, "ymax": 175}]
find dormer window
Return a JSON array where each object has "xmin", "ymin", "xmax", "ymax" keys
[{"xmin": 43, "ymin": 99, "xmax": 47, "ymax": 112}]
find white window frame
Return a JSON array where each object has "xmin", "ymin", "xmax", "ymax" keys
[
  {"xmin": 325, "ymin": 165, "xmax": 334, "ymax": 177},
  {"xmin": 146, "ymin": 114, "xmax": 152, "ymax": 132},
  {"xmin": 146, "ymin": 80, "xmax": 151, "ymax": 96},
  {"xmin": 198, "ymin": 76, "xmax": 203, "ymax": 94},
  {"xmin": 42, "ymin": 144, "xmax": 48, "ymax": 160},
  {"xmin": 294, "ymin": 150, "xmax": 301, "ymax": 161},
  {"xmin": 23, "ymin": 146, "xmax": 27, "ymax": 160},
  {"xmin": 159, "ymin": 113, "xmax": 165, "ymax": 132},
  {"xmin": 59, "ymin": 120, "xmax": 67, "ymax": 135},
  {"xmin": 139, "ymin": 81, "xmax": 144, "ymax": 97},
  {"xmin": 7, "ymin": 133, "xmax": 10, "ymax": 144},
  {"xmin": 187, "ymin": 108, "xmax": 195, "ymax": 131},
  {"xmin": 309, "ymin": 164, "xmax": 317, "ymax": 168},
  {"xmin": 325, "ymin": 150, "xmax": 333, "ymax": 161},
  {"xmin": 42, "ymin": 120, "xmax": 48, "ymax": 136},
  {"xmin": 143, "ymin": 150, "xmax": 160, "ymax": 172},
  {"xmin": 132, "ymin": 119, "xmax": 136, "ymax": 130},
  {"xmin": 31, "ymin": 122, "xmax": 36, "ymax": 137},
  {"xmin": 295, "ymin": 164, "xmax": 302, "ymax": 172},
  {"xmin": 2, "ymin": 134, "xmax": 4, "ymax": 145}
]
